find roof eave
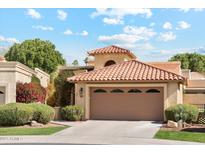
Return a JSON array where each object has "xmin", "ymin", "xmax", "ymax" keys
[
  {"xmin": 67, "ymin": 79, "xmax": 185, "ymax": 84},
  {"xmin": 88, "ymin": 52, "xmax": 136, "ymax": 59}
]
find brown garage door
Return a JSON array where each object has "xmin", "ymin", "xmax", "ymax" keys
[{"xmin": 90, "ymin": 87, "xmax": 164, "ymax": 121}]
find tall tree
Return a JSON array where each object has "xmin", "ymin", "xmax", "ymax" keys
[
  {"xmin": 5, "ymin": 38, "xmax": 66, "ymax": 73},
  {"xmin": 72, "ymin": 60, "xmax": 79, "ymax": 66},
  {"xmin": 169, "ymin": 53, "xmax": 205, "ymax": 73}
]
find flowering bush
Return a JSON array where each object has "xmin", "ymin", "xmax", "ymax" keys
[{"xmin": 16, "ymin": 82, "xmax": 47, "ymax": 103}]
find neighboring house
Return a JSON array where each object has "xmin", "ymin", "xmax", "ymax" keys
[
  {"xmin": 0, "ymin": 56, "xmax": 50, "ymax": 104},
  {"xmin": 182, "ymin": 69, "xmax": 205, "ymax": 110},
  {"xmin": 67, "ymin": 45, "xmax": 186, "ymax": 121}
]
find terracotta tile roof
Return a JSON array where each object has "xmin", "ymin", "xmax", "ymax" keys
[
  {"xmin": 68, "ymin": 59, "xmax": 185, "ymax": 82},
  {"xmin": 88, "ymin": 45, "xmax": 136, "ymax": 59},
  {"xmin": 148, "ymin": 61, "xmax": 181, "ymax": 75}
]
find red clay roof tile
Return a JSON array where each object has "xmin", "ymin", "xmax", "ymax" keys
[
  {"xmin": 68, "ymin": 59, "xmax": 185, "ymax": 82},
  {"xmin": 148, "ymin": 61, "xmax": 181, "ymax": 75},
  {"xmin": 88, "ymin": 45, "xmax": 136, "ymax": 59}
]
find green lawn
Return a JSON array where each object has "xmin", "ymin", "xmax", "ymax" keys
[
  {"xmin": 154, "ymin": 130, "xmax": 205, "ymax": 143},
  {"xmin": 0, "ymin": 126, "xmax": 68, "ymax": 136}
]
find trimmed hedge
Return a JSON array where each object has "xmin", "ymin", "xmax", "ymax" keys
[
  {"xmin": 165, "ymin": 104, "xmax": 199, "ymax": 123},
  {"xmin": 0, "ymin": 103, "xmax": 33, "ymax": 126},
  {"xmin": 61, "ymin": 105, "xmax": 83, "ymax": 121},
  {"xmin": 28, "ymin": 103, "xmax": 55, "ymax": 124},
  {"xmin": 0, "ymin": 103, "xmax": 55, "ymax": 126}
]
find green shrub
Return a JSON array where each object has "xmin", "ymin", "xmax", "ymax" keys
[
  {"xmin": 61, "ymin": 105, "xmax": 83, "ymax": 121},
  {"xmin": 165, "ymin": 104, "xmax": 199, "ymax": 123},
  {"xmin": 0, "ymin": 103, "xmax": 33, "ymax": 126},
  {"xmin": 28, "ymin": 103, "xmax": 55, "ymax": 124}
]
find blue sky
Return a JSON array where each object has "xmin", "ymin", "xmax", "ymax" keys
[{"xmin": 0, "ymin": 8, "xmax": 205, "ymax": 64}]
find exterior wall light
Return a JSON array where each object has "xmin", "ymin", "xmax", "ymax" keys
[{"xmin": 80, "ymin": 87, "xmax": 83, "ymax": 97}]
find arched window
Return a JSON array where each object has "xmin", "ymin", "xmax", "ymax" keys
[
  {"xmin": 0, "ymin": 91, "xmax": 4, "ymax": 94},
  {"xmin": 94, "ymin": 89, "xmax": 107, "ymax": 93},
  {"xmin": 110, "ymin": 89, "xmax": 124, "ymax": 93},
  {"xmin": 104, "ymin": 60, "xmax": 116, "ymax": 67},
  {"xmin": 146, "ymin": 89, "xmax": 160, "ymax": 93},
  {"xmin": 128, "ymin": 89, "xmax": 142, "ymax": 93}
]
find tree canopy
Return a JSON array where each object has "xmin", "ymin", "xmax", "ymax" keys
[
  {"xmin": 169, "ymin": 53, "xmax": 205, "ymax": 73},
  {"xmin": 72, "ymin": 60, "xmax": 79, "ymax": 66},
  {"xmin": 5, "ymin": 39, "xmax": 66, "ymax": 74}
]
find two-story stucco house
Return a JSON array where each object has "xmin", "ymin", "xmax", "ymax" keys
[
  {"xmin": 0, "ymin": 56, "xmax": 50, "ymax": 104},
  {"xmin": 67, "ymin": 45, "xmax": 187, "ymax": 121}
]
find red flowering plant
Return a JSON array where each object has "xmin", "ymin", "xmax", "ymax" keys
[{"xmin": 16, "ymin": 82, "xmax": 47, "ymax": 103}]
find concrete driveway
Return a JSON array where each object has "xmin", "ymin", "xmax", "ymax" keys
[
  {"xmin": 0, "ymin": 120, "xmax": 203, "ymax": 144},
  {"xmin": 55, "ymin": 120, "xmax": 162, "ymax": 139}
]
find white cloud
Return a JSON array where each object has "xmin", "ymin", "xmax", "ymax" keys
[
  {"xmin": 158, "ymin": 32, "xmax": 176, "ymax": 42},
  {"xmin": 115, "ymin": 43, "xmax": 155, "ymax": 50},
  {"xmin": 179, "ymin": 8, "xmax": 190, "ymax": 13},
  {"xmin": 98, "ymin": 26, "xmax": 156, "ymax": 44},
  {"xmin": 163, "ymin": 22, "xmax": 172, "ymax": 30},
  {"xmin": 0, "ymin": 35, "xmax": 19, "ymax": 43},
  {"xmin": 0, "ymin": 46, "xmax": 8, "ymax": 50},
  {"xmin": 57, "ymin": 10, "xmax": 67, "ymax": 21},
  {"xmin": 80, "ymin": 30, "xmax": 88, "ymax": 36},
  {"xmin": 179, "ymin": 8, "xmax": 204, "ymax": 13},
  {"xmin": 145, "ymin": 46, "xmax": 205, "ymax": 62},
  {"xmin": 63, "ymin": 29, "xmax": 88, "ymax": 36},
  {"xmin": 99, "ymin": 34, "xmax": 136, "ymax": 44},
  {"xmin": 123, "ymin": 26, "xmax": 156, "ymax": 40},
  {"xmin": 177, "ymin": 21, "xmax": 191, "ymax": 29},
  {"xmin": 149, "ymin": 22, "xmax": 155, "ymax": 27},
  {"xmin": 103, "ymin": 17, "xmax": 123, "ymax": 25},
  {"xmin": 63, "ymin": 29, "xmax": 73, "ymax": 35},
  {"xmin": 91, "ymin": 8, "xmax": 152, "ymax": 18},
  {"xmin": 91, "ymin": 8, "xmax": 152, "ymax": 25},
  {"xmin": 0, "ymin": 46, "xmax": 10, "ymax": 54},
  {"xmin": 194, "ymin": 8, "xmax": 204, "ymax": 12},
  {"xmin": 32, "ymin": 25, "xmax": 54, "ymax": 31},
  {"xmin": 26, "ymin": 9, "xmax": 41, "ymax": 19}
]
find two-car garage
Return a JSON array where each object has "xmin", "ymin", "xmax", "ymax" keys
[
  {"xmin": 68, "ymin": 58, "xmax": 185, "ymax": 122},
  {"xmin": 90, "ymin": 87, "xmax": 164, "ymax": 121}
]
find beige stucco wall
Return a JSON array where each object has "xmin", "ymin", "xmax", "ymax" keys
[
  {"xmin": 0, "ymin": 71, "xmax": 16, "ymax": 103},
  {"xmin": 187, "ymin": 79, "xmax": 205, "ymax": 88},
  {"xmin": 75, "ymin": 83, "xmax": 86, "ymax": 109},
  {"xmin": 0, "ymin": 86, "xmax": 6, "ymax": 104},
  {"xmin": 16, "ymin": 71, "xmax": 32, "ymax": 83},
  {"xmin": 74, "ymin": 82, "xmax": 182, "ymax": 120},
  {"xmin": 184, "ymin": 94, "xmax": 205, "ymax": 105},
  {"xmin": 178, "ymin": 83, "xmax": 183, "ymax": 104},
  {"xmin": 166, "ymin": 82, "xmax": 182, "ymax": 107},
  {"xmin": 0, "ymin": 62, "xmax": 49, "ymax": 104},
  {"xmin": 93, "ymin": 54, "xmax": 133, "ymax": 69}
]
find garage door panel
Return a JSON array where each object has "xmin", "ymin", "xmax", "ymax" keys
[{"xmin": 90, "ymin": 87, "xmax": 164, "ymax": 121}]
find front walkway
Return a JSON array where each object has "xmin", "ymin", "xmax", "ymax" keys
[{"xmin": 0, "ymin": 120, "xmax": 204, "ymax": 145}]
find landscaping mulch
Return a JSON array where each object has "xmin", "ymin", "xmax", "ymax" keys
[
  {"xmin": 160, "ymin": 123, "xmax": 205, "ymax": 133},
  {"xmin": 0, "ymin": 122, "xmax": 64, "ymax": 128}
]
